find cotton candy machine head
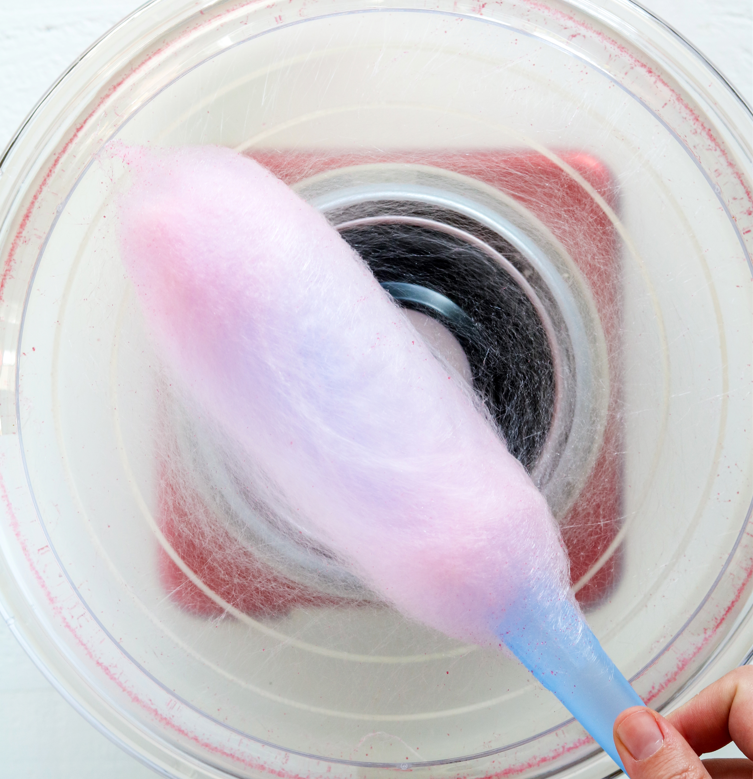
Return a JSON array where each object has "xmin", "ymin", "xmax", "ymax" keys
[{"xmin": 0, "ymin": 2, "xmax": 752, "ymax": 778}]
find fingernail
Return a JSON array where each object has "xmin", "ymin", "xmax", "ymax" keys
[{"xmin": 616, "ymin": 710, "xmax": 664, "ymax": 761}]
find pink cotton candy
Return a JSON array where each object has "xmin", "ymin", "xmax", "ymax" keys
[{"xmin": 115, "ymin": 144, "xmax": 570, "ymax": 647}]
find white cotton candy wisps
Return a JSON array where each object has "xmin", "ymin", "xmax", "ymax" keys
[{"xmin": 115, "ymin": 143, "xmax": 571, "ymax": 646}]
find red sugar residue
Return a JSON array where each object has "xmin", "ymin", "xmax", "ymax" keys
[
  {"xmin": 2, "ymin": 0, "xmax": 753, "ymax": 776},
  {"xmin": 517, "ymin": 0, "xmax": 753, "ymax": 218},
  {"xmin": 644, "ymin": 556, "xmax": 753, "ymax": 704},
  {"xmin": 643, "ymin": 634, "xmax": 713, "ymax": 706},
  {"xmin": 1, "ymin": 0, "xmax": 256, "ymax": 305},
  {"xmin": 0, "ymin": 419, "xmax": 322, "ymax": 772},
  {"xmin": 478, "ymin": 736, "xmax": 594, "ymax": 779},
  {"xmin": 0, "ymin": 448, "xmax": 603, "ymax": 777},
  {"xmin": 4, "ymin": 0, "xmax": 752, "ymax": 305}
]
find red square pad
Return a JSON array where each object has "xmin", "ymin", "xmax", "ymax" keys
[{"xmin": 158, "ymin": 150, "xmax": 621, "ymax": 618}]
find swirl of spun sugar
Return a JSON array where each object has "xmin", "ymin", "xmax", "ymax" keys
[{"xmin": 114, "ymin": 143, "xmax": 641, "ymax": 769}]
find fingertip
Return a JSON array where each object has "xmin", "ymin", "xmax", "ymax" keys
[
  {"xmin": 614, "ymin": 707, "xmax": 713, "ymax": 779},
  {"xmin": 614, "ymin": 706, "xmax": 655, "ymax": 731},
  {"xmin": 615, "ymin": 707, "xmax": 665, "ymax": 762}
]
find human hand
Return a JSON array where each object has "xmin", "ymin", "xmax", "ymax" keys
[{"xmin": 613, "ymin": 667, "xmax": 753, "ymax": 779}]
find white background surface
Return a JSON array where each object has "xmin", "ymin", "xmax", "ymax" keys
[{"xmin": 0, "ymin": 1, "xmax": 751, "ymax": 777}]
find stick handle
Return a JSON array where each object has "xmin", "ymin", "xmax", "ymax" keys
[{"xmin": 500, "ymin": 597, "xmax": 642, "ymax": 771}]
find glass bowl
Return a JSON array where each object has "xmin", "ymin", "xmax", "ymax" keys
[{"xmin": 0, "ymin": 1, "xmax": 752, "ymax": 778}]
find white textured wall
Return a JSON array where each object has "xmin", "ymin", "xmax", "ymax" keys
[{"xmin": 0, "ymin": 1, "xmax": 751, "ymax": 776}]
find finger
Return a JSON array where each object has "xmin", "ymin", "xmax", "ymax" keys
[
  {"xmin": 701, "ymin": 758, "xmax": 753, "ymax": 779},
  {"xmin": 667, "ymin": 667, "xmax": 753, "ymax": 759},
  {"xmin": 614, "ymin": 706, "xmax": 711, "ymax": 779}
]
